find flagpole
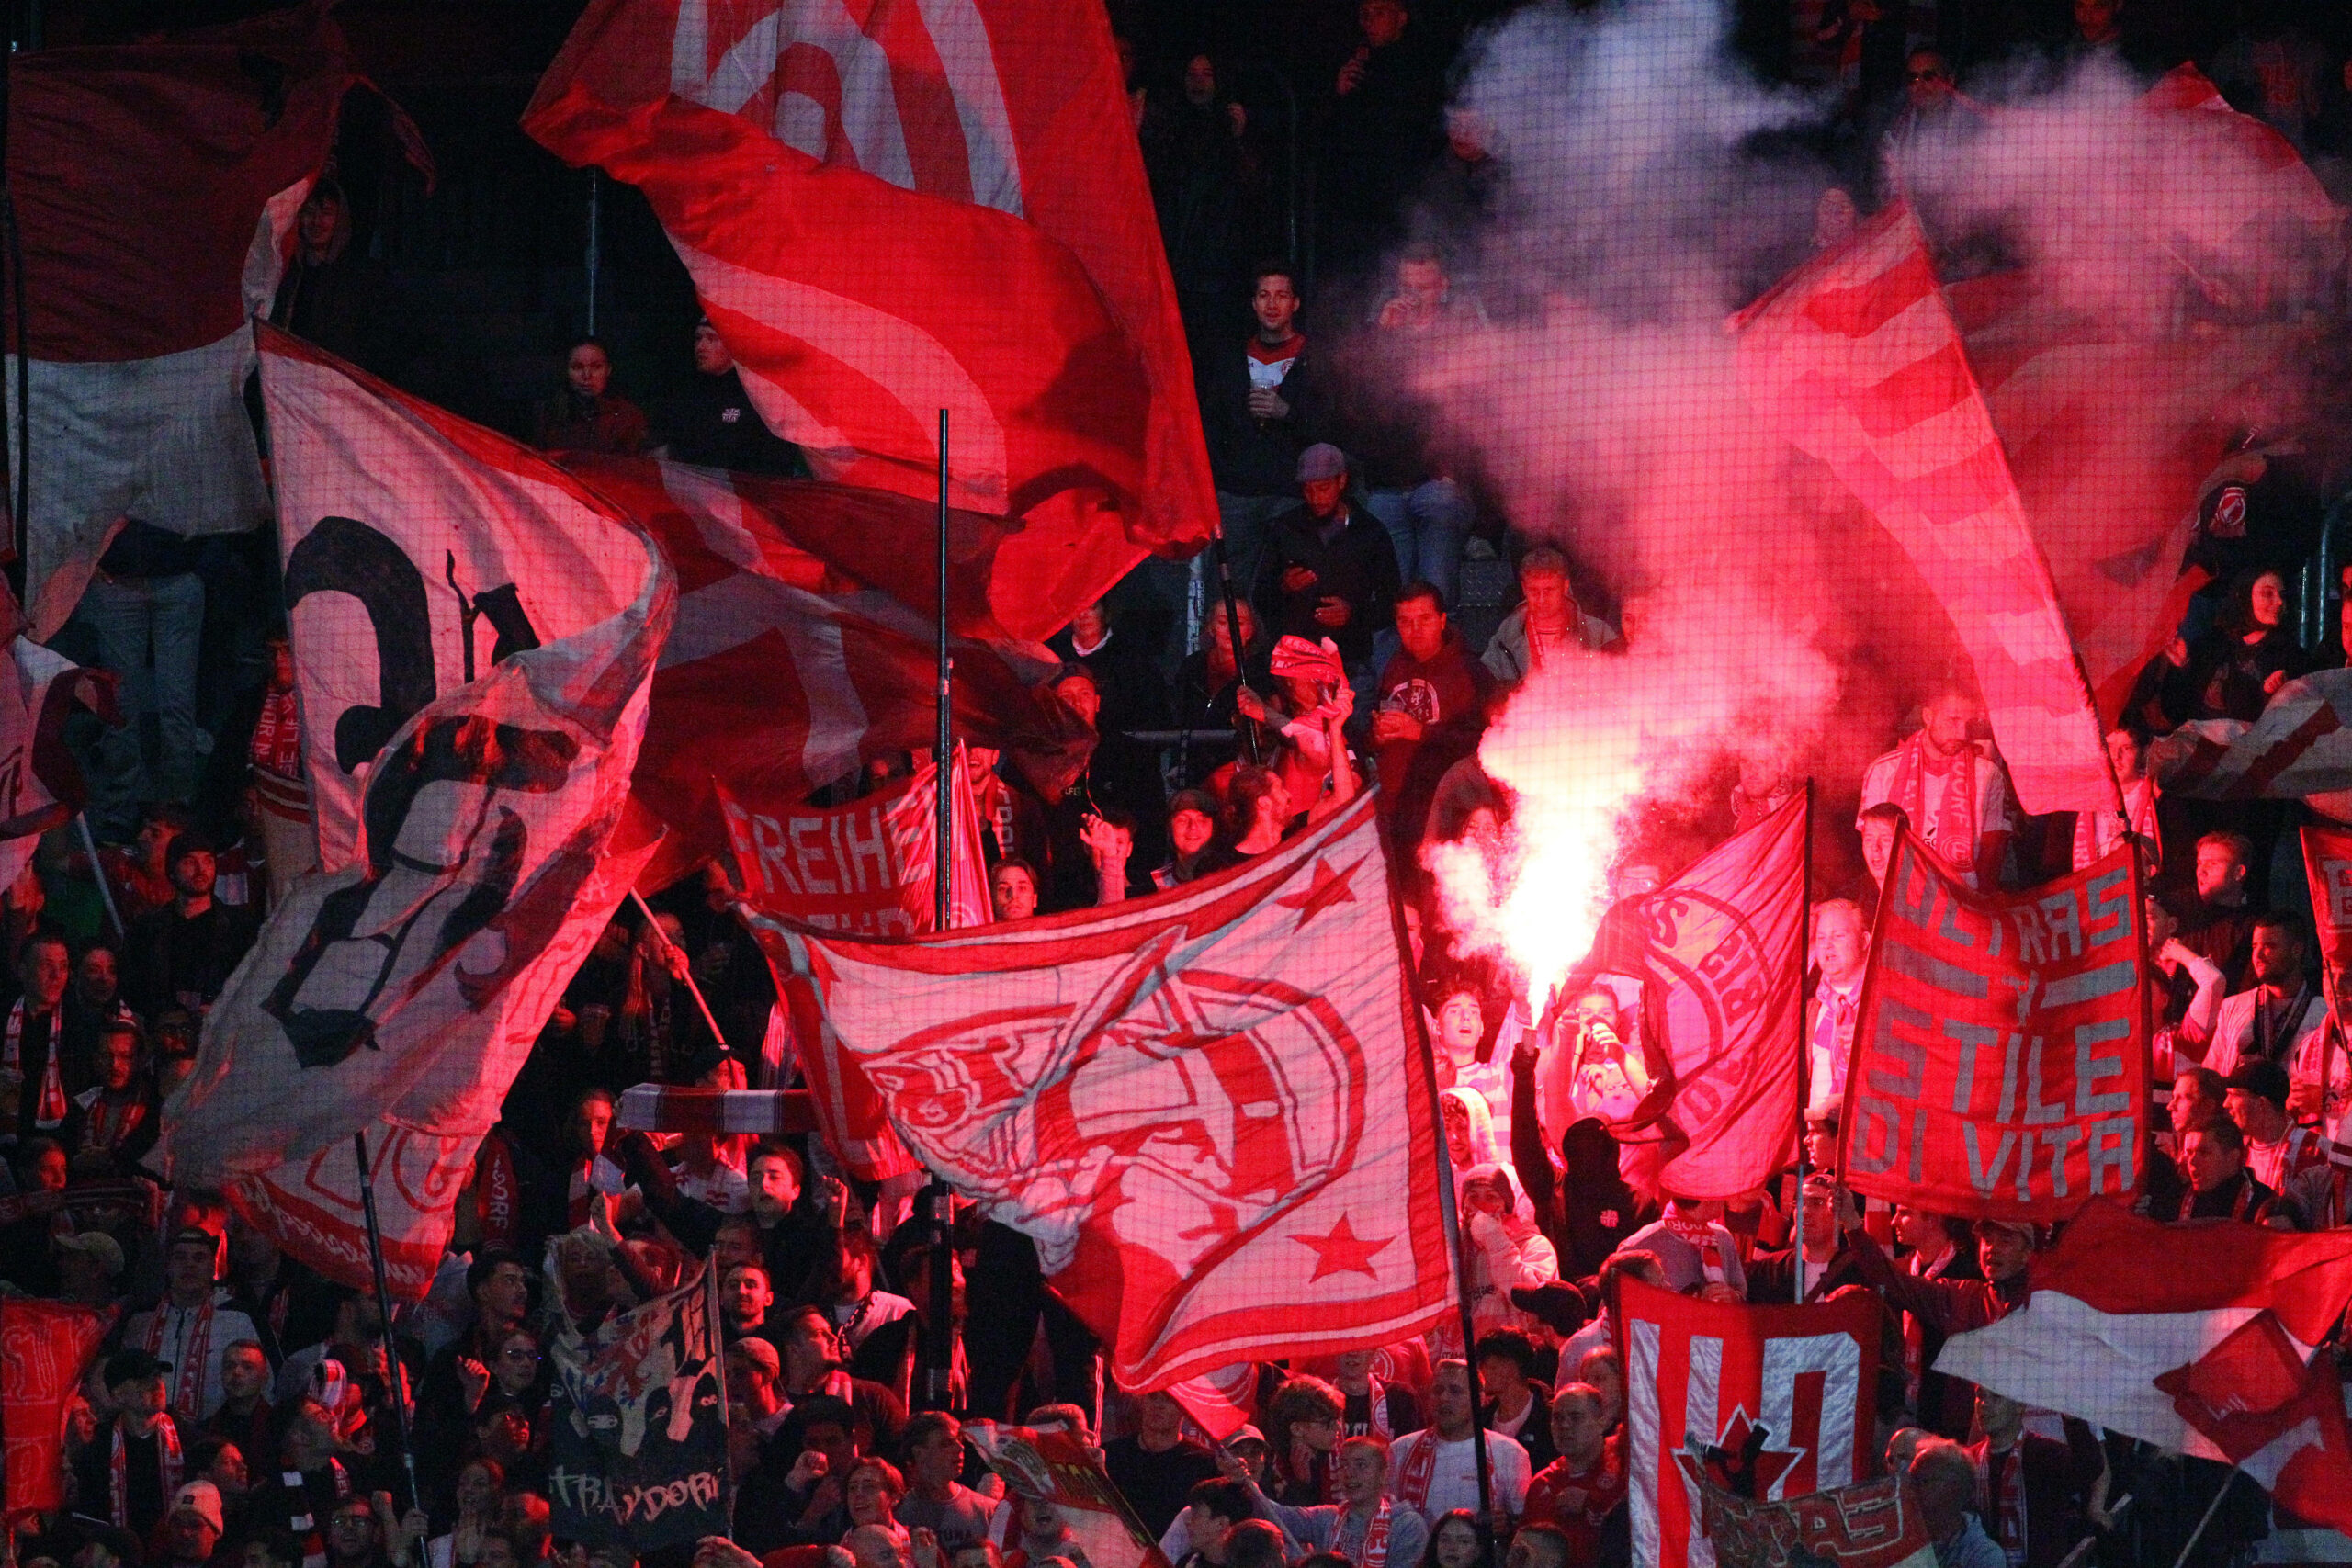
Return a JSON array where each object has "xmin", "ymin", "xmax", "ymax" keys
[
  {"xmin": 707, "ymin": 1256, "xmax": 737, "ymax": 1529},
  {"xmin": 1408, "ymin": 932, "xmax": 1493, "ymax": 1542},
  {"xmin": 1210, "ymin": 525, "xmax": 1261, "ymax": 765},
  {"xmin": 351, "ymin": 1131, "xmax": 429, "ymax": 1568},
  {"xmin": 921, "ymin": 406, "xmax": 959, "ymax": 1414},
  {"xmin": 2169, "ymin": 1467, "xmax": 2238, "ymax": 1568},
  {"xmin": 77, "ymin": 813, "xmax": 125, "ymax": 940},
  {"xmin": 626, "ymin": 886, "xmax": 729, "ymax": 1055},
  {"xmin": 1794, "ymin": 779, "xmax": 1813, "ymax": 1306}
]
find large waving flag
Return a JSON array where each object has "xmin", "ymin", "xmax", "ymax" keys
[
  {"xmin": 749, "ymin": 793, "xmax": 1454, "ymax": 1386},
  {"xmin": 154, "ymin": 332, "xmax": 673, "ymax": 1297},
  {"xmin": 560, "ymin": 455, "xmax": 1091, "ymax": 881},
  {"xmin": 524, "ymin": 0, "xmax": 1215, "ymax": 640},
  {"xmin": 1544, "ymin": 793, "xmax": 1809, "ymax": 1201},
  {"xmin": 1736, "ymin": 203, "xmax": 2115, "ymax": 818},
  {"xmin": 2148, "ymin": 669, "xmax": 2352, "ymax": 800},
  {"xmin": 1937, "ymin": 1200, "xmax": 2352, "ymax": 1533},
  {"xmin": 2, "ymin": 6, "xmax": 415, "ymax": 626}
]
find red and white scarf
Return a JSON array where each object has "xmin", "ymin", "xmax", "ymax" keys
[
  {"xmin": 476, "ymin": 1134, "xmax": 520, "ymax": 1250},
  {"xmin": 250, "ymin": 689, "xmax": 304, "ymax": 779},
  {"xmin": 78, "ymin": 1085, "xmax": 151, "ymax": 1156},
  {"xmin": 144, "ymin": 1298, "xmax": 219, "ymax": 1419},
  {"xmin": 1354, "ymin": 1498, "xmax": 1396, "ymax": 1568},
  {"xmin": 1392, "ymin": 1432, "xmax": 1443, "ymax": 1512},
  {"xmin": 1662, "ymin": 1211, "xmax": 1739, "ymax": 1286},
  {"xmin": 110, "ymin": 1418, "xmax": 183, "ymax": 1528},
  {"xmin": 5, "ymin": 998, "xmax": 68, "ymax": 1129},
  {"xmin": 1878, "ymin": 733, "xmax": 1981, "ymax": 878},
  {"xmin": 1345, "ymin": 1376, "xmax": 1395, "ymax": 1442}
]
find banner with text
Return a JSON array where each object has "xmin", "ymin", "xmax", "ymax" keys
[
  {"xmin": 547, "ymin": 1267, "xmax": 728, "ymax": 1552},
  {"xmin": 1839, "ymin": 831, "xmax": 2148, "ymax": 1221},
  {"xmin": 718, "ymin": 756, "xmax": 989, "ymax": 936}
]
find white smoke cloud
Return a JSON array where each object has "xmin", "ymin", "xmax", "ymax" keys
[{"xmin": 1404, "ymin": 0, "xmax": 2329, "ymax": 1002}]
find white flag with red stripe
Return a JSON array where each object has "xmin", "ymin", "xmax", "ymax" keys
[
  {"xmin": 1736, "ymin": 203, "xmax": 2114, "ymax": 818},
  {"xmin": 525, "ymin": 0, "xmax": 1214, "ymax": 640},
  {"xmin": 749, "ymin": 794, "xmax": 1455, "ymax": 1387},
  {"xmin": 1937, "ymin": 1199, "xmax": 2352, "ymax": 1531},
  {"xmin": 154, "ymin": 333, "xmax": 673, "ymax": 1298},
  {"xmin": 1621, "ymin": 1277, "xmax": 1882, "ymax": 1568},
  {"xmin": 2, "ymin": 8, "xmax": 414, "ymax": 624}
]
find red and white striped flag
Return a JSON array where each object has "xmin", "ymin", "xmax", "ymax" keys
[
  {"xmin": 1622, "ymin": 1278, "xmax": 1882, "ymax": 1568},
  {"xmin": 1736, "ymin": 203, "xmax": 2115, "ymax": 818},
  {"xmin": 560, "ymin": 455, "xmax": 1091, "ymax": 883},
  {"xmin": 1937, "ymin": 1199, "xmax": 2352, "ymax": 1532},
  {"xmin": 2148, "ymin": 670, "xmax": 2352, "ymax": 800},
  {"xmin": 156, "ymin": 331, "xmax": 673, "ymax": 1297},
  {"xmin": 750, "ymin": 793, "xmax": 1455, "ymax": 1387},
  {"xmin": 524, "ymin": 0, "xmax": 1215, "ymax": 641}
]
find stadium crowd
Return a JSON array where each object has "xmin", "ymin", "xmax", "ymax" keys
[{"xmin": 6, "ymin": 4, "xmax": 2352, "ymax": 1568}]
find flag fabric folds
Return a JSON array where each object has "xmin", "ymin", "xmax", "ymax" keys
[
  {"xmin": 1736, "ymin": 203, "xmax": 2114, "ymax": 818},
  {"xmin": 718, "ymin": 761, "xmax": 991, "ymax": 1181},
  {"xmin": 153, "ymin": 331, "xmax": 674, "ymax": 1298},
  {"xmin": 1547, "ymin": 793, "xmax": 1809, "ymax": 1201},
  {"xmin": 2, "ymin": 1298, "xmax": 113, "ymax": 1525},
  {"xmin": 3, "ymin": 6, "xmax": 392, "ymax": 622},
  {"xmin": 1685, "ymin": 1466, "xmax": 1935, "ymax": 1568},
  {"xmin": 546, "ymin": 1268, "xmax": 730, "ymax": 1551},
  {"xmin": 261, "ymin": 328, "xmax": 671, "ymax": 872},
  {"xmin": 1622, "ymin": 1277, "xmax": 1883, "ymax": 1568},
  {"xmin": 968, "ymin": 1419, "xmax": 1177, "ymax": 1568},
  {"xmin": 524, "ymin": 0, "xmax": 1216, "ymax": 641},
  {"xmin": 561, "ymin": 455, "xmax": 1091, "ymax": 881},
  {"xmin": 1840, "ymin": 831, "xmax": 2148, "ymax": 1221},
  {"xmin": 1936, "ymin": 1200, "xmax": 2352, "ymax": 1531},
  {"xmin": 2149, "ymin": 670, "xmax": 2352, "ymax": 800},
  {"xmin": 749, "ymin": 793, "xmax": 1454, "ymax": 1387},
  {"xmin": 0, "ymin": 633, "xmax": 116, "ymax": 894}
]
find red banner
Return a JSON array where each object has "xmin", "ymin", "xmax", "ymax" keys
[
  {"xmin": 719, "ymin": 758, "xmax": 989, "ymax": 936},
  {"xmin": 2, "ymin": 1298, "xmax": 112, "ymax": 1523},
  {"xmin": 1840, "ymin": 831, "xmax": 2149, "ymax": 1220},
  {"xmin": 1621, "ymin": 1278, "xmax": 1881, "ymax": 1568}
]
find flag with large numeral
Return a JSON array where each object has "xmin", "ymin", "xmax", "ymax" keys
[
  {"xmin": 153, "ymin": 328, "xmax": 673, "ymax": 1297},
  {"xmin": 1621, "ymin": 1277, "xmax": 1881, "ymax": 1568}
]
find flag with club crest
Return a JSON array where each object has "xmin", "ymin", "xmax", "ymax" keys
[{"xmin": 747, "ymin": 792, "xmax": 1454, "ymax": 1387}]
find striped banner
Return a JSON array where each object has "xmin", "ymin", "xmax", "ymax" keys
[
  {"xmin": 616, "ymin": 1084, "xmax": 815, "ymax": 1137},
  {"xmin": 2149, "ymin": 670, "xmax": 2352, "ymax": 800},
  {"xmin": 1736, "ymin": 202, "xmax": 2116, "ymax": 818}
]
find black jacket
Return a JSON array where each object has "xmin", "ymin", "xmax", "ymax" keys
[
  {"xmin": 1252, "ymin": 505, "xmax": 1400, "ymax": 669},
  {"xmin": 660, "ymin": 369, "xmax": 809, "ymax": 476},
  {"xmin": 1196, "ymin": 335, "xmax": 1315, "ymax": 497}
]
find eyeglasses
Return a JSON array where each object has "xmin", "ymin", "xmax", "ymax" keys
[
  {"xmin": 500, "ymin": 1348, "xmax": 542, "ymax": 1363},
  {"xmin": 1907, "ymin": 69, "xmax": 1950, "ymax": 83}
]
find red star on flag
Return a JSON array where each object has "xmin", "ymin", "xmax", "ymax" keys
[
  {"xmin": 1276, "ymin": 855, "xmax": 1362, "ymax": 930},
  {"xmin": 1290, "ymin": 1213, "xmax": 1392, "ymax": 1281}
]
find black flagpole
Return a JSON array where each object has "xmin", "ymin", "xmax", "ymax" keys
[
  {"xmin": 921, "ymin": 408, "xmax": 959, "ymax": 1413},
  {"xmin": 352, "ymin": 1131, "xmax": 429, "ymax": 1568},
  {"xmin": 1794, "ymin": 778, "xmax": 1814, "ymax": 1305},
  {"xmin": 1210, "ymin": 526, "xmax": 1261, "ymax": 765}
]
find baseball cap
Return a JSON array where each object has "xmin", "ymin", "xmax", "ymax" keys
[
  {"xmin": 1224, "ymin": 1424, "xmax": 1268, "ymax": 1450},
  {"xmin": 171, "ymin": 1481, "xmax": 226, "ymax": 1534},
  {"xmin": 1169, "ymin": 789, "xmax": 1218, "ymax": 820},
  {"xmin": 2224, "ymin": 1058, "xmax": 2290, "ymax": 1111},
  {"xmin": 105, "ymin": 1347, "xmax": 171, "ymax": 1387},
  {"xmin": 55, "ymin": 1230, "xmax": 126, "ymax": 1277},
  {"xmin": 1295, "ymin": 443, "xmax": 1348, "ymax": 484}
]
